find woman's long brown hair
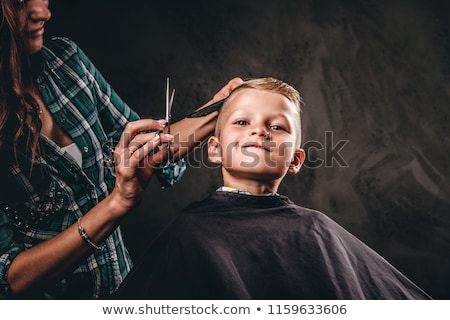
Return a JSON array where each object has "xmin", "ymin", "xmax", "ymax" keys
[{"xmin": 0, "ymin": 0, "xmax": 42, "ymax": 168}]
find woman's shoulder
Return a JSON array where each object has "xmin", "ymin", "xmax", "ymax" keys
[
  {"xmin": 43, "ymin": 37, "xmax": 79, "ymax": 55},
  {"xmin": 41, "ymin": 37, "xmax": 90, "ymax": 73}
]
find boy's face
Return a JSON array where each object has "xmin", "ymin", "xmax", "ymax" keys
[{"xmin": 208, "ymin": 88, "xmax": 305, "ymax": 185}]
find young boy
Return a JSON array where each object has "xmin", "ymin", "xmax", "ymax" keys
[{"xmin": 122, "ymin": 78, "xmax": 431, "ymax": 299}]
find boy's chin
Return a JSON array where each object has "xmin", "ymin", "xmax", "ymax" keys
[{"xmin": 226, "ymin": 166, "xmax": 287, "ymax": 180}]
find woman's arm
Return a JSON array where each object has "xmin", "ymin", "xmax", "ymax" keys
[{"xmin": 6, "ymin": 119, "xmax": 171, "ymax": 296}]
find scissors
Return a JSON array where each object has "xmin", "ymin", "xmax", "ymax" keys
[{"xmin": 162, "ymin": 76, "xmax": 175, "ymax": 167}]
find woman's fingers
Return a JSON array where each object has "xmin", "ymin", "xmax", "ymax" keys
[
  {"xmin": 127, "ymin": 131, "xmax": 174, "ymax": 154},
  {"xmin": 116, "ymin": 119, "xmax": 166, "ymax": 151},
  {"xmin": 114, "ymin": 119, "xmax": 173, "ymax": 169},
  {"xmin": 117, "ymin": 133, "xmax": 177, "ymax": 168},
  {"xmin": 212, "ymin": 77, "xmax": 244, "ymax": 102}
]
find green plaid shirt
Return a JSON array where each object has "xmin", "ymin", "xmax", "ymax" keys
[{"xmin": 0, "ymin": 37, "xmax": 139, "ymax": 298}]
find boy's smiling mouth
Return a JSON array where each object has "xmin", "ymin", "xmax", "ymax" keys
[{"xmin": 241, "ymin": 141, "xmax": 272, "ymax": 152}]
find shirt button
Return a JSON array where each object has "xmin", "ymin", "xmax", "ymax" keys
[{"xmin": 83, "ymin": 147, "xmax": 89, "ymax": 153}]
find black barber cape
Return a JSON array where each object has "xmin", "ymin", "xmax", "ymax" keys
[{"xmin": 119, "ymin": 191, "xmax": 431, "ymax": 299}]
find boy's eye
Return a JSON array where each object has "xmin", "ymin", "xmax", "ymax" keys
[
  {"xmin": 270, "ymin": 125, "xmax": 285, "ymax": 131},
  {"xmin": 234, "ymin": 120, "xmax": 248, "ymax": 126}
]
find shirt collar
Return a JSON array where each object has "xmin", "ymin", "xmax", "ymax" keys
[{"xmin": 216, "ymin": 186, "xmax": 279, "ymax": 196}]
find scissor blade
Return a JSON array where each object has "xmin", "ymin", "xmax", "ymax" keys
[
  {"xmin": 168, "ymin": 89, "xmax": 175, "ymax": 115},
  {"xmin": 165, "ymin": 77, "xmax": 170, "ymax": 123}
]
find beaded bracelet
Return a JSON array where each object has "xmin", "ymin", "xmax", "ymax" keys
[{"xmin": 77, "ymin": 217, "xmax": 105, "ymax": 251}]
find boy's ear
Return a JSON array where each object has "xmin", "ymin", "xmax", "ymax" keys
[
  {"xmin": 207, "ymin": 136, "xmax": 222, "ymax": 164},
  {"xmin": 288, "ymin": 148, "xmax": 305, "ymax": 175}
]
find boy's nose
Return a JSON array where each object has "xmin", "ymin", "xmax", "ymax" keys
[{"xmin": 249, "ymin": 126, "xmax": 270, "ymax": 139}]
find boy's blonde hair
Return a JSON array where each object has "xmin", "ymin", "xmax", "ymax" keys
[{"xmin": 215, "ymin": 77, "xmax": 303, "ymax": 147}]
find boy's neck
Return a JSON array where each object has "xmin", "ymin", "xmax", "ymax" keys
[{"xmin": 222, "ymin": 176, "xmax": 280, "ymax": 196}]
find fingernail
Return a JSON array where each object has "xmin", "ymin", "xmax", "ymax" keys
[
  {"xmin": 165, "ymin": 134, "xmax": 174, "ymax": 139},
  {"xmin": 157, "ymin": 119, "xmax": 166, "ymax": 127}
]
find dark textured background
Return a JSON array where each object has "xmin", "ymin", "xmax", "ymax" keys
[{"xmin": 47, "ymin": 0, "xmax": 450, "ymax": 299}]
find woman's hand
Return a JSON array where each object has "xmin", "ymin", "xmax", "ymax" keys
[
  {"xmin": 211, "ymin": 77, "xmax": 244, "ymax": 103},
  {"xmin": 110, "ymin": 118, "xmax": 177, "ymax": 212}
]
